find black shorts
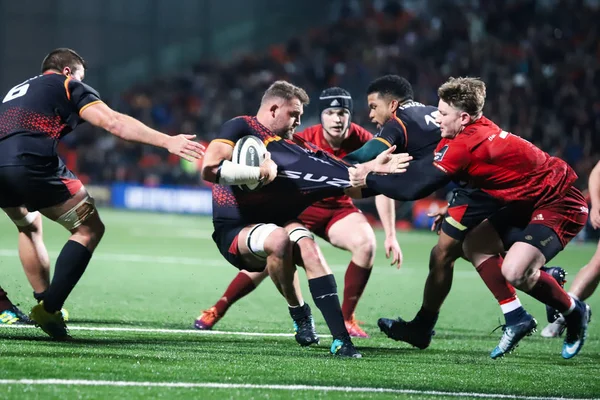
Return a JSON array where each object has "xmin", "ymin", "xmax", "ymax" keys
[
  {"xmin": 441, "ymin": 188, "xmax": 504, "ymax": 241},
  {"xmin": 0, "ymin": 159, "xmax": 82, "ymax": 211},
  {"xmin": 212, "ymin": 222, "xmax": 248, "ymax": 270}
]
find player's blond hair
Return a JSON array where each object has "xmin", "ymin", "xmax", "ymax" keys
[
  {"xmin": 438, "ymin": 77, "xmax": 486, "ymax": 119},
  {"xmin": 262, "ymin": 81, "xmax": 309, "ymax": 105}
]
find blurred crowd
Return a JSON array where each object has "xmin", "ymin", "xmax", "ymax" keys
[{"xmin": 63, "ymin": 0, "xmax": 600, "ymax": 192}]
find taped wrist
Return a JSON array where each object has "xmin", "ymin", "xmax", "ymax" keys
[{"xmin": 217, "ymin": 160, "xmax": 261, "ymax": 185}]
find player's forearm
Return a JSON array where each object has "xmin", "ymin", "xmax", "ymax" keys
[
  {"xmin": 366, "ymin": 160, "xmax": 450, "ymax": 201},
  {"xmin": 375, "ymin": 195, "xmax": 396, "ymax": 238},
  {"xmin": 344, "ymin": 139, "xmax": 389, "ymax": 164},
  {"xmin": 109, "ymin": 113, "xmax": 170, "ymax": 149},
  {"xmin": 589, "ymin": 161, "xmax": 600, "ymax": 208}
]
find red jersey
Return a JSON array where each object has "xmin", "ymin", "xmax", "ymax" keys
[
  {"xmin": 433, "ymin": 116, "xmax": 577, "ymax": 208},
  {"xmin": 298, "ymin": 122, "xmax": 372, "ymax": 207}
]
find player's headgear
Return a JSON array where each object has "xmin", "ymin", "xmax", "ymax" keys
[{"xmin": 318, "ymin": 87, "xmax": 353, "ymax": 117}]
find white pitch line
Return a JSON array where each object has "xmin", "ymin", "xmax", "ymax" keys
[
  {"xmin": 0, "ymin": 324, "xmax": 334, "ymax": 338},
  {"xmin": 0, "ymin": 379, "xmax": 589, "ymax": 400}
]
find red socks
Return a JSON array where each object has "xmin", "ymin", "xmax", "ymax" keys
[{"xmin": 341, "ymin": 261, "xmax": 372, "ymax": 320}]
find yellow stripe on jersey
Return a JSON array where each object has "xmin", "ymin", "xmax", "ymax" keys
[
  {"xmin": 78, "ymin": 100, "xmax": 104, "ymax": 116},
  {"xmin": 212, "ymin": 139, "xmax": 235, "ymax": 147},
  {"xmin": 374, "ymin": 137, "xmax": 392, "ymax": 147},
  {"xmin": 263, "ymin": 136, "xmax": 282, "ymax": 146}
]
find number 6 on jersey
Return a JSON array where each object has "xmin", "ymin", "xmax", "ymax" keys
[{"xmin": 2, "ymin": 83, "xmax": 30, "ymax": 103}]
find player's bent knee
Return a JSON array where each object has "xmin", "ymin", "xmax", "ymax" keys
[
  {"xmin": 248, "ymin": 223, "xmax": 284, "ymax": 260},
  {"xmin": 288, "ymin": 227, "xmax": 314, "ymax": 245},
  {"xmin": 56, "ymin": 195, "xmax": 97, "ymax": 231}
]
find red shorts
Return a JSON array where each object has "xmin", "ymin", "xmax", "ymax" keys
[
  {"xmin": 298, "ymin": 203, "xmax": 361, "ymax": 240},
  {"xmin": 531, "ymin": 186, "xmax": 589, "ymax": 247},
  {"xmin": 490, "ymin": 186, "xmax": 588, "ymax": 259}
]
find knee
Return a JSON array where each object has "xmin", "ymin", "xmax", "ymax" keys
[
  {"xmin": 432, "ymin": 242, "xmax": 461, "ymax": 266},
  {"xmin": 264, "ymin": 228, "xmax": 292, "ymax": 259},
  {"xmin": 501, "ymin": 263, "xmax": 527, "ymax": 287},
  {"xmin": 349, "ymin": 233, "xmax": 376, "ymax": 265}
]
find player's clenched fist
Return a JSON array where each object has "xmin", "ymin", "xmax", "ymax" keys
[
  {"xmin": 259, "ymin": 151, "xmax": 278, "ymax": 185},
  {"xmin": 167, "ymin": 134, "xmax": 206, "ymax": 162}
]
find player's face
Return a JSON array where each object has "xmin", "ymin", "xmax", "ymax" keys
[
  {"xmin": 368, "ymin": 93, "xmax": 395, "ymax": 129},
  {"xmin": 321, "ymin": 108, "xmax": 350, "ymax": 139},
  {"xmin": 437, "ymin": 100, "xmax": 469, "ymax": 138},
  {"xmin": 273, "ymin": 98, "xmax": 303, "ymax": 139}
]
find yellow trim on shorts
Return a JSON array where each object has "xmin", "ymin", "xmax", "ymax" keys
[
  {"xmin": 445, "ymin": 216, "xmax": 467, "ymax": 231},
  {"xmin": 374, "ymin": 137, "xmax": 392, "ymax": 147}
]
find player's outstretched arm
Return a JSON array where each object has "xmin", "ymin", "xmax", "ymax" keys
[
  {"xmin": 80, "ymin": 102, "xmax": 205, "ymax": 162},
  {"xmin": 344, "ymin": 139, "xmax": 389, "ymax": 164},
  {"xmin": 589, "ymin": 161, "xmax": 600, "ymax": 229},
  {"xmin": 353, "ymin": 156, "xmax": 451, "ymax": 201}
]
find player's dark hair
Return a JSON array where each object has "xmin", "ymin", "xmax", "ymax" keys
[
  {"xmin": 41, "ymin": 48, "xmax": 87, "ymax": 73},
  {"xmin": 262, "ymin": 81, "xmax": 310, "ymax": 105},
  {"xmin": 367, "ymin": 75, "xmax": 413, "ymax": 102},
  {"xmin": 438, "ymin": 77, "xmax": 486, "ymax": 118}
]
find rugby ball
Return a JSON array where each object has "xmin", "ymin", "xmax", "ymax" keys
[{"xmin": 231, "ymin": 135, "xmax": 267, "ymax": 191}]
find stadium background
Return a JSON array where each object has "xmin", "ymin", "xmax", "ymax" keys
[
  {"xmin": 2, "ymin": 0, "xmax": 598, "ymax": 236},
  {"xmin": 2, "ymin": 2, "xmax": 600, "ymax": 398}
]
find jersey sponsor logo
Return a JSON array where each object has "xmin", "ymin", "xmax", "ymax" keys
[
  {"xmin": 581, "ymin": 206, "xmax": 589, "ymax": 214},
  {"xmin": 278, "ymin": 170, "xmax": 349, "ymax": 187},
  {"xmin": 433, "ymin": 145, "xmax": 449, "ymax": 162}
]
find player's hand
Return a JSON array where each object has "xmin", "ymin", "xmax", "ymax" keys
[
  {"xmin": 349, "ymin": 165, "xmax": 369, "ymax": 188},
  {"xmin": 428, "ymin": 205, "xmax": 448, "ymax": 235},
  {"xmin": 590, "ymin": 206, "xmax": 600, "ymax": 229},
  {"xmin": 167, "ymin": 134, "xmax": 206, "ymax": 162},
  {"xmin": 373, "ymin": 146, "xmax": 412, "ymax": 173},
  {"xmin": 259, "ymin": 152, "xmax": 278, "ymax": 185},
  {"xmin": 384, "ymin": 236, "xmax": 403, "ymax": 268}
]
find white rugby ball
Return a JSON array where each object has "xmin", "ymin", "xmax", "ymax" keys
[{"xmin": 232, "ymin": 135, "xmax": 267, "ymax": 191}]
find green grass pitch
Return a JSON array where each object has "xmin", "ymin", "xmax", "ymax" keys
[{"xmin": 0, "ymin": 209, "xmax": 598, "ymax": 399}]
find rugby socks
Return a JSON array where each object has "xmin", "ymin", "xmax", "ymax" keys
[
  {"xmin": 475, "ymin": 256, "xmax": 527, "ymax": 325},
  {"xmin": 0, "ymin": 286, "xmax": 12, "ymax": 310},
  {"xmin": 341, "ymin": 261, "xmax": 372, "ymax": 320},
  {"xmin": 414, "ymin": 306, "xmax": 438, "ymax": 331},
  {"xmin": 525, "ymin": 270, "xmax": 574, "ymax": 314},
  {"xmin": 33, "ymin": 291, "xmax": 46, "ymax": 303},
  {"xmin": 43, "ymin": 240, "xmax": 92, "ymax": 313},
  {"xmin": 214, "ymin": 272, "xmax": 257, "ymax": 316},
  {"xmin": 308, "ymin": 274, "xmax": 349, "ymax": 340}
]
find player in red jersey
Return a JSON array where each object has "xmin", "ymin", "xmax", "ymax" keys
[
  {"xmin": 351, "ymin": 77, "xmax": 591, "ymax": 359},
  {"xmin": 0, "ymin": 48, "xmax": 205, "ymax": 339},
  {"xmin": 542, "ymin": 160, "xmax": 600, "ymax": 337},
  {"xmin": 195, "ymin": 87, "xmax": 402, "ymax": 338}
]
